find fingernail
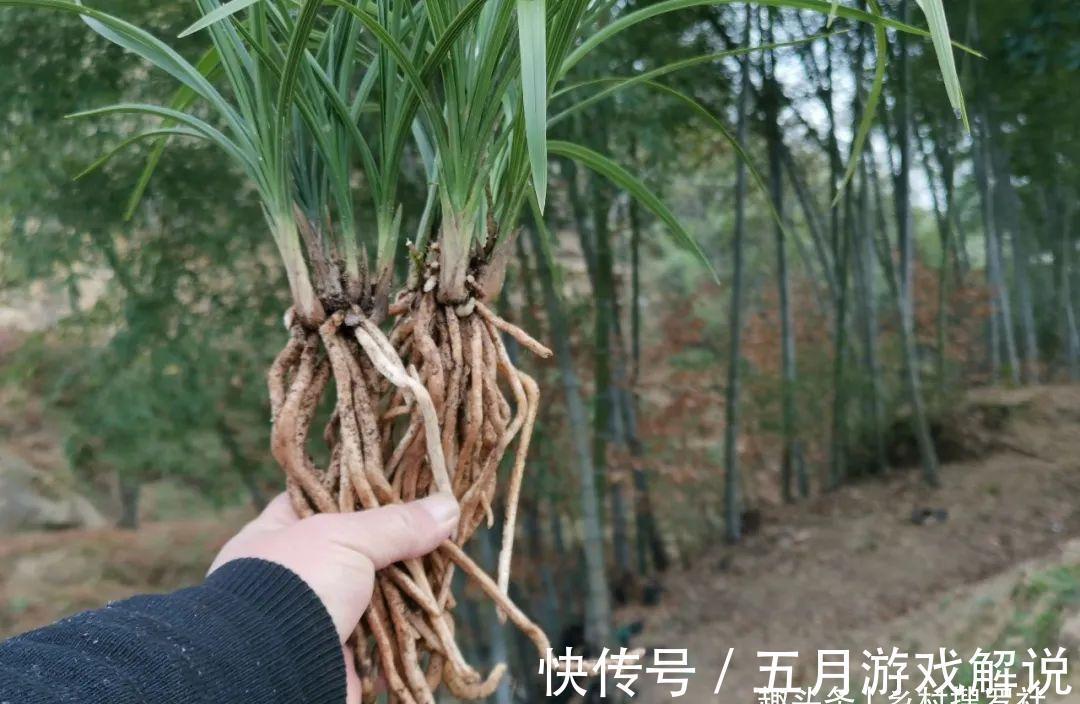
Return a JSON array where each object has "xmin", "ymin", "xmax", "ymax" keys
[{"xmin": 417, "ymin": 492, "xmax": 460, "ymax": 534}]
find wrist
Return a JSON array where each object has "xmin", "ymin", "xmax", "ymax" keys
[{"xmin": 205, "ymin": 558, "xmax": 346, "ymax": 703}]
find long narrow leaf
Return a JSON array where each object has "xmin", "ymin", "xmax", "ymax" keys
[
  {"xmin": 0, "ymin": 1, "xmax": 245, "ymax": 138},
  {"xmin": 560, "ymin": 0, "xmax": 977, "ymax": 78},
  {"xmin": 833, "ymin": 0, "xmax": 886, "ymax": 203},
  {"xmin": 327, "ymin": 0, "xmax": 448, "ymax": 154},
  {"xmin": 827, "ymin": 0, "xmax": 840, "ymax": 27},
  {"xmin": 67, "ymin": 104, "xmax": 254, "ymax": 175},
  {"xmin": 517, "ymin": 0, "xmax": 548, "ymax": 212},
  {"xmin": 179, "ymin": 0, "xmax": 262, "ymax": 38},
  {"xmin": 304, "ymin": 54, "xmax": 381, "ymax": 201},
  {"xmin": 276, "ymin": 0, "xmax": 325, "ymax": 150},
  {"xmin": 551, "ymin": 34, "xmax": 839, "ymax": 128},
  {"xmin": 914, "ymin": 0, "xmax": 968, "ymax": 131},
  {"xmin": 640, "ymin": 80, "xmax": 794, "ymax": 261},
  {"xmin": 420, "ymin": 0, "xmax": 490, "ymax": 81},
  {"xmin": 125, "ymin": 47, "xmax": 222, "ymax": 219},
  {"xmin": 549, "ymin": 140, "xmax": 717, "ymax": 281},
  {"xmin": 76, "ymin": 128, "xmax": 207, "ymax": 180}
]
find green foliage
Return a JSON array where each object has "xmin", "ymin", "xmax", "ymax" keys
[
  {"xmin": 0, "ymin": 1, "xmax": 282, "ymax": 502},
  {"xmin": 0, "ymin": 0, "xmax": 977, "ymax": 525},
  {"xmin": 1004, "ymin": 565, "xmax": 1080, "ymax": 651},
  {"xmin": 3, "ymin": 0, "xmax": 965, "ymax": 310}
]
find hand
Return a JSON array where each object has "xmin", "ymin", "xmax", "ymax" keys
[{"xmin": 209, "ymin": 492, "xmax": 460, "ymax": 702}]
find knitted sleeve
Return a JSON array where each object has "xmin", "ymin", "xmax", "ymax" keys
[{"xmin": 0, "ymin": 558, "xmax": 345, "ymax": 704}]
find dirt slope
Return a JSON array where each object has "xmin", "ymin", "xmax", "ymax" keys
[
  {"xmin": 629, "ymin": 385, "xmax": 1080, "ymax": 702},
  {"xmin": 0, "ymin": 514, "xmax": 242, "ymax": 638}
]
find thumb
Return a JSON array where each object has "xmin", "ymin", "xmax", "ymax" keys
[
  {"xmin": 305, "ymin": 492, "xmax": 460, "ymax": 569},
  {"xmin": 278, "ymin": 493, "xmax": 460, "ymax": 641}
]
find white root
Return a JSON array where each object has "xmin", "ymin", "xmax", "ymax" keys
[{"xmin": 353, "ymin": 317, "xmax": 454, "ymax": 497}]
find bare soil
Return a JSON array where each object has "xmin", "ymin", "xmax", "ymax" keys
[
  {"xmin": 628, "ymin": 385, "xmax": 1080, "ymax": 701},
  {"xmin": 0, "ymin": 514, "xmax": 242, "ymax": 638}
]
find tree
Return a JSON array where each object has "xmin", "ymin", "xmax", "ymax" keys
[
  {"xmin": 0, "ymin": 2, "xmax": 280, "ymax": 524},
  {"xmin": 722, "ymin": 4, "xmax": 753, "ymax": 542},
  {"xmin": 2, "ymin": 0, "xmax": 970, "ymax": 697}
]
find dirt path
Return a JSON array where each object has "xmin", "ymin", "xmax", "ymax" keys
[{"xmin": 628, "ymin": 385, "xmax": 1080, "ymax": 701}]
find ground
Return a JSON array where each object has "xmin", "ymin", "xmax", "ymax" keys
[
  {"xmin": 3, "ymin": 386, "xmax": 1080, "ymax": 704},
  {"xmin": 628, "ymin": 385, "xmax": 1080, "ymax": 702},
  {"xmin": 0, "ymin": 512, "xmax": 242, "ymax": 638}
]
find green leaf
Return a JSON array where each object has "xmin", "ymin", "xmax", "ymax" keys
[
  {"xmin": 326, "ymin": 0, "xmax": 448, "ymax": 154},
  {"xmin": 549, "ymin": 140, "xmax": 717, "ymax": 281},
  {"xmin": 551, "ymin": 33, "xmax": 839, "ymax": 128},
  {"xmin": 276, "ymin": 0, "xmax": 325, "ymax": 154},
  {"xmin": 76, "ymin": 128, "xmax": 207, "ymax": 180},
  {"xmin": 125, "ymin": 47, "xmax": 222, "ymax": 220},
  {"xmin": 517, "ymin": 0, "xmax": 548, "ymax": 212},
  {"xmin": 560, "ymin": 0, "xmax": 977, "ymax": 78},
  {"xmin": 827, "ymin": 0, "xmax": 840, "ymax": 27},
  {"xmin": 420, "ymin": 0, "xmax": 491, "ymax": 81},
  {"xmin": 833, "ymin": 0, "xmax": 887, "ymax": 204},
  {"xmin": 75, "ymin": 8, "xmax": 243, "ymax": 135},
  {"xmin": 304, "ymin": 55, "xmax": 380, "ymax": 200},
  {"xmin": 639, "ymin": 81, "xmax": 793, "ymax": 262},
  {"xmin": 0, "ymin": 0, "xmax": 243, "ymax": 136},
  {"xmin": 914, "ymin": 0, "xmax": 969, "ymax": 131},
  {"xmin": 67, "ymin": 103, "xmax": 253, "ymax": 174},
  {"xmin": 178, "ymin": 0, "xmax": 262, "ymax": 38}
]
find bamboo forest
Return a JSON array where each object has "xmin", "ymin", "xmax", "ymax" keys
[{"xmin": 2, "ymin": 0, "xmax": 1080, "ymax": 702}]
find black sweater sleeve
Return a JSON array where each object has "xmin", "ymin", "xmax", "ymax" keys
[{"xmin": 0, "ymin": 558, "xmax": 345, "ymax": 704}]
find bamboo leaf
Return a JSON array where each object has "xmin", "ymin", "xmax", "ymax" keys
[
  {"xmin": 178, "ymin": 0, "xmax": 262, "ymax": 38},
  {"xmin": 516, "ymin": 0, "xmax": 548, "ymax": 212},
  {"xmin": 549, "ymin": 140, "xmax": 717, "ymax": 281}
]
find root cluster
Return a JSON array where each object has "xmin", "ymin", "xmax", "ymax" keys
[{"xmin": 268, "ymin": 289, "xmax": 554, "ymax": 702}]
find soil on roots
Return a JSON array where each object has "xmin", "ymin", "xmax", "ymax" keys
[{"xmin": 267, "ymin": 290, "xmax": 551, "ymax": 703}]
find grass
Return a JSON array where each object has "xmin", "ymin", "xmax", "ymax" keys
[{"xmin": 1003, "ymin": 565, "xmax": 1080, "ymax": 651}]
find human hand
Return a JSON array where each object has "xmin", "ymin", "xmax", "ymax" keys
[{"xmin": 209, "ymin": 492, "xmax": 460, "ymax": 702}]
